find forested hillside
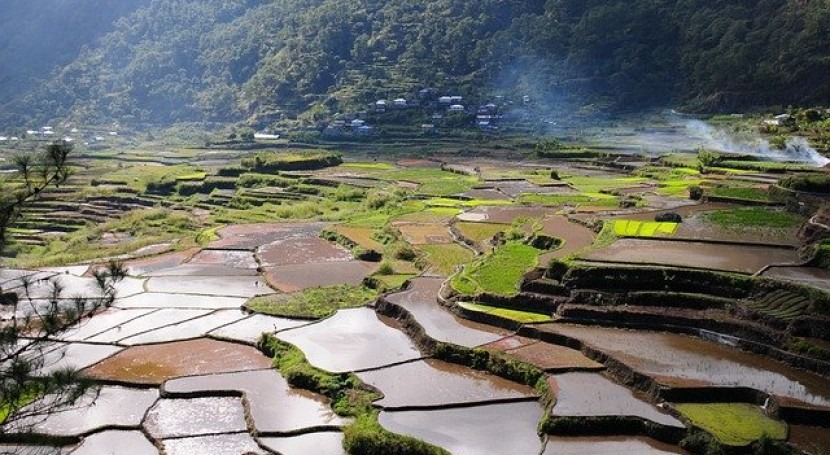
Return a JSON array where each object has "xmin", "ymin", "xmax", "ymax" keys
[
  {"xmin": 0, "ymin": 0, "xmax": 152, "ymax": 113},
  {"xmin": 2, "ymin": 0, "xmax": 829, "ymax": 128}
]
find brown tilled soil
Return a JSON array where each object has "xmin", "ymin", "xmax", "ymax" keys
[
  {"xmin": 394, "ymin": 223, "xmax": 453, "ymax": 245},
  {"xmin": 539, "ymin": 215, "xmax": 596, "ymax": 263},
  {"xmin": 264, "ymin": 261, "xmax": 377, "ymax": 292},
  {"xmin": 84, "ymin": 338, "xmax": 272, "ymax": 385}
]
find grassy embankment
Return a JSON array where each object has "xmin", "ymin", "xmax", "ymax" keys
[{"xmin": 246, "ymin": 284, "xmax": 379, "ymax": 320}]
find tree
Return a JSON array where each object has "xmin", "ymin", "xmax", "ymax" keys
[{"xmin": 1, "ymin": 143, "xmax": 125, "ymax": 437}]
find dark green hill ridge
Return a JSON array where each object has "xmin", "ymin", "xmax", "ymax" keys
[{"xmin": 2, "ymin": 0, "xmax": 828, "ymax": 128}]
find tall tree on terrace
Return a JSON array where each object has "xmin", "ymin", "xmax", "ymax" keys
[{"xmin": 0, "ymin": 142, "xmax": 125, "ymax": 437}]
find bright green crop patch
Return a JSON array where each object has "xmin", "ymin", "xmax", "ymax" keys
[
  {"xmin": 340, "ymin": 162, "xmax": 395, "ymax": 170},
  {"xmin": 675, "ymin": 403, "xmax": 787, "ymax": 446},
  {"xmin": 451, "ymin": 241, "xmax": 542, "ymax": 296},
  {"xmin": 419, "ymin": 243, "xmax": 475, "ymax": 276},
  {"xmin": 459, "ymin": 302, "xmax": 551, "ymax": 323},
  {"xmin": 246, "ymin": 284, "xmax": 378, "ymax": 319},
  {"xmin": 425, "ymin": 197, "xmax": 513, "ymax": 207},
  {"xmin": 518, "ymin": 193, "xmax": 620, "ymax": 207},
  {"xmin": 612, "ymin": 220, "xmax": 678, "ymax": 237},
  {"xmin": 701, "ymin": 208, "xmax": 804, "ymax": 229}
]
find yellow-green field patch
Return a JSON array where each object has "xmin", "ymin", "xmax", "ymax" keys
[
  {"xmin": 675, "ymin": 403, "xmax": 787, "ymax": 446},
  {"xmin": 613, "ymin": 220, "xmax": 678, "ymax": 237}
]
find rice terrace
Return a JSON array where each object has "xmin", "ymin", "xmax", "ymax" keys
[{"xmin": 2, "ymin": 111, "xmax": 830, "ymax": 455}]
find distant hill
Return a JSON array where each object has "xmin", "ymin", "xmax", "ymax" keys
[
  {"xmin": 0, "ymin": 0, "xmax": 151, "ymax": 117},
  {"xmin": 1, "ymin": 0, "xmax": 828, "ymax": 128}
]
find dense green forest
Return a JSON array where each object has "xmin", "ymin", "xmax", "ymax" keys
[{"xmin": 1, "ymin": 0, "xmax": 828, "ymax": 128}]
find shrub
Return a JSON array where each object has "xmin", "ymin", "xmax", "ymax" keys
[
  {"xmin": 376, "ymin": 262, "xmax": 395, "ymax": 276},
  {"xmin": 688, "ymin": 185, "xmax": 703, "ymax": 200},
  {"xmin": 394, "ymin": 245, "xmax": 418, "ymax": 261}
]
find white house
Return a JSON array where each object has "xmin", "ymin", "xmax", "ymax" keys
[
  {"xmin": 0, "ymin": 136, "xmax": 7, "ymax": 142},
  {"xmin": 438, "ymin": 96, "xmax": 452, "ymax": 105},
  {"xmin": 449, "ymin": 104, "xmax": 465, "ymax": 112},
  {"xmin": 450, "ymin": 95, "xmax": 462, "ymax": 103},
  {"xmin": 375, "ymin": 100, "xmax": 387, "ymax": 112},
  {"xmin": 351, "ymin": 119, "xmax": 366, "ymax": 127},
  {"xmin": 393, "ymin": 98, "xmax": 407, "ymax": 107}
]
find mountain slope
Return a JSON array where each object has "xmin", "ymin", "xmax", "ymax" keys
[{"xmin": 2, "ymin": 0, "xmax": 828, "ymax": 128}]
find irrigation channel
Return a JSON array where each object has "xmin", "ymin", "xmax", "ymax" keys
[{"xmin": 1, "ymin": 220, "xmax": 828, "ymax": 455}]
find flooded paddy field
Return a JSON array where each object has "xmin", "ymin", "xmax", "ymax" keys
[
  {"xmin": 209, "ymin": 222, "xmax": 326, "ymax": 249},
  {"xmin": 208, "ymin": 313, "xmax": 311, "ymax": 344},
  {"xmin": 484, "ymin": 337, "xmax": 604, "ymax": 372},
  {"xmin": 85, "ymin": 338, "xmax": 272, "ymax": 384},
  {"xmin": 260, "ymin": 432, "xmax": 346, "ymax": 455},
  {"xmin": 357, "ymin": 359, "xmax": 535, "ymax": 408},
  {"xmin": 264, "ymin": 261, "xmax": 375, "ymax": 292},
  {"xmin": 276, "ymin": 307, "xmax": 422, "ymax": 372},
  {"xmin": 543, "ymin": 436, "xmax": 689, "ymax": 454},
  {"xmin": 70, "ymin": 430, "xmax": 158, "ymax": 455},
  {"xmin": 164, "ymin": 369, "xmax": 347, "ymax": 433},
  {"xmin": 13, "ymin": 387, "xmax": 158, "ymax": 436},
  {"xmin": 549, "ymin": 373, "xmax": 684, "ymax": 427},
  {"xmin": 161, "ymin": 432, "xmax": 267, "ymax": 455},
  {"xmin": 5, "ymin": 147, "xmax": 830, "ymax": 455},
  {"xmin": 144, "ymin": 397, "xmax": 248, "ymax": 438},
  {"xmin": 763, "ymin": 266, "xmax": 830, "ymax": 291},
  {"xmin": 541, "ymin": 324, "xmax": 830, "ymax": 408},
  {"xmin": 379, "ymin": 401, "xmax": 544, "ymax": 455},
  {"xmin": 384, "ymin": 277, "xmax": 506, "ymax": 347},
  {"xmin": 581, "ymin": 238, "xmax": 800, "ymax": 274}
]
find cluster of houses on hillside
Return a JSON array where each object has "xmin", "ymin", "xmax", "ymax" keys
[
  {"xmin": 322, "ymin": 89, "xmax": 531, "ymax": 138},
  {"xmin": 0, "ymin": 124, "xmax": 122, "ymax": 146}
]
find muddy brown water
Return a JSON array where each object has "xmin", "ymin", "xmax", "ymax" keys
[
  {"xmin": 384, "ymin": 277, "xmax": 506, "ymax": 347},
  {"xmin": 85, "ymin": 338, "xmax": 272, "ymax": 384},
  {"xmin": 264, "ymin": 261, "xmax": 375, "ymax": 292},
  {"xmin": 164, "ymin": 369, "xmax": 348, "ymax": 433},
  {"xmin": 538, "ymin": 215, "xmax": 596, "ymax": 263},
  {"xmin": 488, "ymin": 339, "xmax": 604, "ymax": 371},
  {"xmin": 188, "ymin": 249, "xmax": 258, "ymax": 269},
  {"xmin": 789, "ymin": 424, "xmax": 830, "ymax": 454},
  {"xmin": 259, "ymin": 432, "xmax": 346, "ymax": 455},
  {"xmin": 70, "ymin": 430, "xmax": 158, "ymax": 455},
  {"xmin": 763, "ymin": 266, "xmax": 830, "ymax": 291},
  {"xmin": 542, "ymin": 324, "xmax": 830, "ymax": 408},
  {"xmin": 379, "ymin": 401, "xmax": 544, "ymax": 455},
  {"xmin": 276, "ymin": 307, "xmax": 422, "ymax": 373},
  {"xmin": 14, "ymin": 387, "xmax": 158, "ymax": 437},
  {"xmin": 543, "ymin": 436, "xmax": 690, "ymax": 454},
  {"xmin": 549, "ymin": 373, "xmax": 684, "ymax": 427},
  {"xmin": 357, "ymin": 359, "xmax": 535, "ymax": 408},
  {"xmin": 581, "ymin": 238, "xmax": 799, "ymax": 274}
]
